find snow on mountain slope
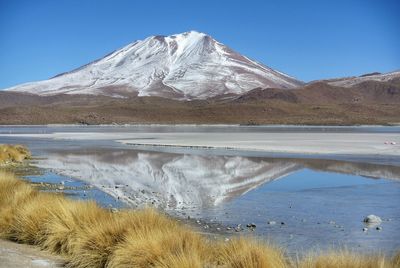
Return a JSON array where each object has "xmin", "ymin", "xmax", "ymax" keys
[
  {"xmin": 323, "ymin": 71, "xmax": 400, "ymax": 88},
  {"xmin": 5, "ymin": 31, "xmax": 303, "ymax": 100}
]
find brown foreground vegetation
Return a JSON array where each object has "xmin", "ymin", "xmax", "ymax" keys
[
  {"xmin": 0, "ymin": 170, "xmax": 399, "ymax": 267},
  {"xmin": 0, "ymin": 144, "xmax": 31, "ymax": 165}
]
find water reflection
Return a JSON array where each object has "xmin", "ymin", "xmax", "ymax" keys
[{"xmin": 37, "ymin": 148, "xmax": 400, "ymax": 212}]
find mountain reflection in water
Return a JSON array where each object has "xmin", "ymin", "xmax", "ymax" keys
[{"xmin": 37, "ymin": 148, "xmax": 400, "ymax": 212}]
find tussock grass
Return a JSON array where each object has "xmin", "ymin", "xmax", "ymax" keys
[
  {"xmin": 0, "ymin": 144, "xmax": 31, "ymax": 164},
  {"xmin": 214, "ymin": 237, "xmax": 287, "ymax": 268},
  {"xmin": 392, "ymin": 251, "xmax": 400, "ymax": 267},
  {"xmin": 108, "ymin": 228, "xmax": 209, "ymax": 267},
  {"xmin": 0, "ymin": 170, "xmax": 399, "ymax": 268},
  {"xmin": 297, "ymin": 250, "xmax": 391, "ymax": 268},
  {"xmin": 41, "ymin": 199, "xmax": 108, "ymax": 255},
  {"xmin": 0, "ymin": 171, "xmax": 37, "ymax": 233},
  {"xmin": 6, "ymin": 193, "xmax": 67, "ymax": 244}
]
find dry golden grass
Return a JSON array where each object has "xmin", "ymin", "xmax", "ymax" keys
[
  {"xmin": 214, "ymin": 237, "xmax": 288, "ymax": 268},
  {"xmin": 0, "ymin": 170, "xmax": 399, "ymax": 268},
  {"xmin": 6, "ymin": 193, "xmax": 67, "ymax": 244},
  {"xmin": 0, "ymin": 171, "xmax": 37, "ymax": 234},
  {"xmin": 392, "ymin": 251, "xmax": 400, "ymax": 267},
  {"xmin": 0, "ymin": 144, "xmax": 31, "ymax": 164},
  {"xmin": 297, "ymin": 250, "xmax": 393, "ymax": 268},
  {"xmin": 108, "ymin": 228, "xmax": 209, "ymax": 267},
  {"xmin": 41, "ymin": 199, "xmax": 108, "ymax": 255}
]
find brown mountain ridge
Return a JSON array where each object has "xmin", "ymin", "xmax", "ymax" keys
[{"xmin": 0, "ymin": 76, "xmax": 399, "ymax": 125}]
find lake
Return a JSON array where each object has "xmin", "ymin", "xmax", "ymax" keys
[{"xmin": 1, "ymin": 125, "xmax": 399, "ymax": 255}]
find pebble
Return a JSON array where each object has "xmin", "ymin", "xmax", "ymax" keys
[
  {"xmin": 246, "ymin": 223, "xmax": 256, "ymax": 228},
  {"xmin": 363, "ymin": 215, "xmax": 382, "ymax": 225},
  {"xmin": 363, "ymin": 227, "xmax": 368, "ymax": 232},
  {"xmin": 267, "ymin": 221, "xmax": 276, "ymax": 225},
  {"xmin": 281, "ymin": 222, "xmax": 285, "ymax": 225},
  {"xmin": 235, "ymin": 224, "xmax": 242, "ymax": 232},
  {"xmin": 376, "ymin": 226, "xmax": 382, "ymax": 231}
]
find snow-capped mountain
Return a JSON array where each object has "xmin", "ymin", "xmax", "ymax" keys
[{"xmin": 5, "ymin": 31, "xmax": 302, "ymax": 100}]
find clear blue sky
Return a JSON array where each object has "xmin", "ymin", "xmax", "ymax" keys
[{"xmin": 0, "ymin": 0, "xmax": 399, "ymax": 89}]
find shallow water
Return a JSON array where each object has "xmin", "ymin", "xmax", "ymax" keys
[
  {"xmin": 1, "ymin": 125, "xmax": 399, "ymax": 255},
  {"xmin": 26, "ymin": 171, "xmax": 125, "ymax": 209}
]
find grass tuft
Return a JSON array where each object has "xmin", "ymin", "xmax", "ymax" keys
[
  {"xmin": 0, "ymin": 144, "xmax": 31, "ymax": 164},
  {"xmin": 0, "ymin": 171, "xmax": 37, "ymax": 234},
  {"xmin": 215, "ymin": 237, "xmax": 288, "ymax": 268},
  {"xmin": 297, "ymin": 250, "xmax": 391, "ymax": 268}
]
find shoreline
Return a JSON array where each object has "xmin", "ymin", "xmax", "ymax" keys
[{"xmin": 1, "ymin": 128, "xmax": 400, "ymax": 157}]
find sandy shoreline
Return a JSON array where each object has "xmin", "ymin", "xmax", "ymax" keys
[{"xmin": 0, "ymin": 239, "xmax": 63, "ymax": 268}]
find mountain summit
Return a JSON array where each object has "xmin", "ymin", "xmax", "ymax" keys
[{"xmin": 6, "ymin": 31, "xmax": 303, "ymax": 100}]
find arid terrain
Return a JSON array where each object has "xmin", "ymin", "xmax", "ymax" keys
[{"xmin": 1, "ymin": 78, "xmax": 399, "ymax": 125}]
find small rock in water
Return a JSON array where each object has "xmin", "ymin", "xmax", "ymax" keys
[
  {"xmin": 226, "ymin": 227, "xmax": 232, "ymax": 230},
  {"xmin": 281, "ymin": 222, "xmax": 285, "ymax": 225},
  {"xmin": 376, "ymin": 226, "xmax": 382, "ymax": 231},
  {"xmin": 235, "ymin": 224, "xmax": 242, "ymax": 232},
  {"xmin": 363, "ymin": 215, "xmax": 382, "ymax": 225},
  {"xmin": 246, "ymin": 223, "xmax": 256, "ymax": 228},
  {"xmin": 363, "ymin": 227, "xmax": 368, "ymax": 232},
  {"xmin": 267, "ymin": 221, "xmax": 276, "ymax": 225}
]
